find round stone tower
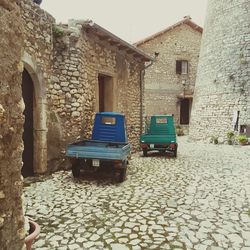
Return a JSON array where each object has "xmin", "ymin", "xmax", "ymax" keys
[{"xmin": 189, "ymin": 0, "xmax": 250, "ymax": 141}]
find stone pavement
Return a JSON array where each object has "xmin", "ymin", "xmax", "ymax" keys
[{"xmin": 23, "ymin": 137, "xmax": 250, "ymax": 250}]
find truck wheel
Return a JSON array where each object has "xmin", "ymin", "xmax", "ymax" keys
[
  {"xmin": 143, "ymin": 149, "xmax": 148, "ymax": 157},
  {"xmin": 119, "ymin": 167, "xmax": 127, "ymax": 183},
  {"xmin": 118, "ymin": 161, "xmax": 127, "ymax": 183},
  {"xmin": 173, "ymin": 149, "xmax": 177, "ymax": 158},
  {"xmin": 72, "ymin": 162, "xmax": 80, "ymax": 178}
]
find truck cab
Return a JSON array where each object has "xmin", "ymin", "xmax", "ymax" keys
[
  {"xmin": 140, "ymin": 115, "xmax": 178, "ymax": 157},
  {"xmin": 92, "ymin": 112, "xmax": 128, "ymax": 143}
]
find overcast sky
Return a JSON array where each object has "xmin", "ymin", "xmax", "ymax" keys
[{"xmin": 41, "ymin": 0, "xmax": 208, "ymax": 43}]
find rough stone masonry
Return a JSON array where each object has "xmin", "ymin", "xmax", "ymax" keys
[
  {"xmin": 189, "ymin": 0, "xmax": 250, "ymax": 141},
  {"xmin": 0, "ymin": 0, "xmax": 26, "ymax": 249},
  {"xmin": 20, "ymin": 0, "xmax": 151, "ymax": 174}
]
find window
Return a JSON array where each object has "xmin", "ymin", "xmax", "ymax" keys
[
  {"xmin": 101, "ymin": 116, "xmax": 116, "ymax": 125},
  {"xmin": 176, "ymin": 60, "xmax": 188, "ymax": 74},
  {"xmin": 156, "ymin": 117, "xmax": 168, "ymax": 124}
]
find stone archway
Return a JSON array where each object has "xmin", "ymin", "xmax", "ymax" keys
[{"xmin": 22, "ymin": 51, "xmax": 47, "ymax": 174}]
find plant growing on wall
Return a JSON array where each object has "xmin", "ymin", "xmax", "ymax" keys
[{"xmin": 52, "ymin": 25, "xmax": 65, "ymax": 37}]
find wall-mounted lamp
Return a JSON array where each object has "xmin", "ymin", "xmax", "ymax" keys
[{"xmin": 182, "ymin": 80, "xmax": 187, "ymax": 97}]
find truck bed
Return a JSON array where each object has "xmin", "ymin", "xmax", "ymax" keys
[
  {"xmin": 140, "ymin": 134, "xmax": 176, "ymax": 144},
  {"xmin": 66, "ymin": 139, "xmax": 130, "ymax": 161}
]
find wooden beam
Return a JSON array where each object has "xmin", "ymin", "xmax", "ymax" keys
[
  {"xmin": 118, "ymin": 45, "xmax": 126, "ymax": 50},
  {"xmin": 97, "ymin": 34, "xmax": 109, "ymax": 41},
  {"xmin": 109, "ymin": 40, "xmax": 119, "ymax": 46},
  {"xmin": 125, "ymin": 49, "xmax": 134, "ymax": 54}
]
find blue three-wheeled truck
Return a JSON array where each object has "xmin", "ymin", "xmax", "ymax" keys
[{"xmin": 66, "ymin": 112, "xmax": 131, "ymax": 182}]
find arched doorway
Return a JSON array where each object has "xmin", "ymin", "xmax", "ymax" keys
[
  {"xmin": 22, "ymin": 51, "xmax": 48, "ymax": 175},
  {"xmin": 22, "ymin": 68, "xmax": 34, "ymax": 177}
]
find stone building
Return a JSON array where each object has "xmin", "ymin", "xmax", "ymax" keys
[
  {"xmin": 189, "ymin": 0, "xmax": 250, "ymax": 141},
  {"xmin": 0, "ymin": 0, "xmax": 26, "ymax": 249},
  {"xmin": 19, "ymin": 0, "xmax": 152, "ymax": 176},
  {"xmin": 20, "ymin": 0, "xmax": 55, "ymax": 177},
  {"xmin": 135, "ymin": 17, "xmax": 202, "ymax": 129},
  {"xmin": 1, "ymin": 0, "xmax": 151, "ymax": 246}
]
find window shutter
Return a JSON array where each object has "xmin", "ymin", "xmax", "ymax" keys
[
  {"xmin": 176, "ymin": 61, "xmax": 182, "ymax": 74},
  {"xmin": 182, "ymin": 61, "xmax": 188, "ymax": 74}
]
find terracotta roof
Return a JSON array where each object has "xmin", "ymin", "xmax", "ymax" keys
[
  {"xmin": 134, "ymin": 16, "xmax": 203, "ymax": 46},
  {"xmin": 80, "ymin": 21, "xmax": 153, "ymax": 62}
]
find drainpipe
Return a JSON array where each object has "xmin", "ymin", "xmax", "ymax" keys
[{"xmin": 140, "ymin": 53, "xmax": 158, "ymax": 134}]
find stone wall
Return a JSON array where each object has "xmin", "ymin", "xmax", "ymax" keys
[
  {"xmin": 20, "ymin": 0, "xmax": 55, "ymax": 173},
  {"xmin": 81, "ymin": 34, "xmax": 143, "ymax": 150},
  {"xmin": 189, "ymin": 0, "xmax": 250, "ymax": 141},
  {"xmin": 21, "ymin": 0, "xmax": 54, "ymax": 60},
  {"xmin": 16, "ymin": 2, "xmax": 148, "ymax": 174},
  {"xmin": 21, "ymin": 0, "xmax": 54, "ymax": 98},
  {"xmin": 0, "ymin": 0, "xmax": 25, "ymax": 249},
  {"xmin": 137, "ymin": 23, "xmax": 202, "ymax": 124},
  {"xmin": 115, "ymin": 56, "xmax": 142, "ymax": 150},
  {"xmin": 51, "ymin": 25, "xmax": 91, "ymax": 141},
  {"xmin": 50, "ymin": 22, "xmax": 145, "ymax": 153}
]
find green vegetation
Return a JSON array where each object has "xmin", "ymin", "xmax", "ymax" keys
[
  {"xmin": 247, "ymin": 209, "xmax": 250, "ymax": 217},
  {"xmin": 236, "ymin": 134, "xmax": 248, "ymax": 145},
  {"xmin": 210, "ymin": 135, "xmax": 218, "ymax": 144},
  {"xmin": 226, "ymin": 131, "xmax": 235, "ymax": 145},
  {"xmin": 52, "ymin": 25, "xmax": 64, "ymax": 37},
  {"xmin": 176, "ymin": 125, "xmax": 184, "ymax": 136}
]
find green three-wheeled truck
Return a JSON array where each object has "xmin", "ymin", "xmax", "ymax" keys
[{"xmin": 140, "ymin": 115, "xmax": 178, "ymax": 157}]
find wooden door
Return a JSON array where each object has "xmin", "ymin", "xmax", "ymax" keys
[{"xmin": 180, "ymin": 98, "xmax": 190, "ymax": 125}]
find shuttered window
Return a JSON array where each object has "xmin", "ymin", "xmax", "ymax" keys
[{"xmin": 176, "ymin": 60, "xmax": 188, "ymax": 74}]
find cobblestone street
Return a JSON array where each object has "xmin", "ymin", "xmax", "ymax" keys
[{"xmin": 24, "ymin": 137, "xmax": 250, "ymax": 250}]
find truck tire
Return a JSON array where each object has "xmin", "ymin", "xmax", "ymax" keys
[
  {"xmin": 118, "ymin": 162, "xmax": 127, "ymax": 183},
  {"xmin": 143, "ymin": 149, "xmax": 148, "ymax": 157},
  {"xmin": 173, "ymin": 149, "xmax": 177, "ymax": 158},
  {"xmin": 119, "ymin": 168, "xmax": 127, "ymax": 183},
  {"xmin": 72, "ymin": 161, "xmax": 80, "ymax": 177}
]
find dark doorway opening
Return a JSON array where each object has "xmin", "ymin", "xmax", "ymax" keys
[
  {"xmin": 180, "ymin": 98, "xmax": 190, "ymax": 125},
  {"xmin": 98, "ymin": 75, "xmax": 105, "ymax": 112},
  {"xmin": 98, "ymin": 74, "xmax": 113, "ymax": 112},
  {"xmin": 22, "ymin": 69, "xmax": 34, "ymax": 177}
]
